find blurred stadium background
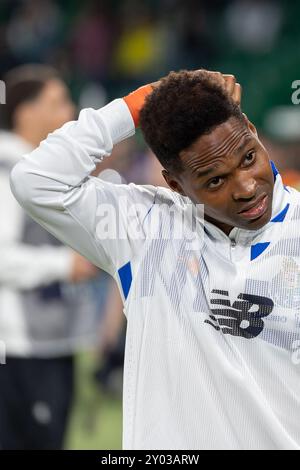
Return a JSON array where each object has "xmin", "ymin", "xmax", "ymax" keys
[{"xmin": 1, "ymin": 0, "xmax": 300, "ymax": 450}]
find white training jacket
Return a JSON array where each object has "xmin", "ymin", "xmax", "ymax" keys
[
  {"xmin": 0, "ymin": 131, "xmax": 98, "ymax": 357},
  {"xmin": 10, "ymin": 99, "xmax": 300, "ymax": 449}
]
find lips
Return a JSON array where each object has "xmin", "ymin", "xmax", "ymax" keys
[{"xmin": 238, "ymin": 194, "xmax": 269, "ymax": 220}]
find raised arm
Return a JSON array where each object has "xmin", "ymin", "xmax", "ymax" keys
[{"xmin": 10, "ymin": 87, "xmax": 156, "ymax": 286}]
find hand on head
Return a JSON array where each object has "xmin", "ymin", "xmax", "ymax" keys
[{"xmin": 123, "ymin": 70, "xmax": 242, "ymax": 128}]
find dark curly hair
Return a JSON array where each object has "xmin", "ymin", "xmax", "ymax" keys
[
  {"xmin": 0, "ymin": 64, "xmax": 59, "ymax": 130},
  {"xmin": 140, "ymin": 70, "xmax": 244, "ymax": 174}
]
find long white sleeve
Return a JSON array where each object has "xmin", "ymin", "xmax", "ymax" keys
[{"xmin": 10, "ymin": 99, "xmax": 157, "ymax": 278}]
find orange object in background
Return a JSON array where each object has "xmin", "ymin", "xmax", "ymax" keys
[{"xmin": 281, "ymin": 169, "xmax": 300, "ymax": 191}]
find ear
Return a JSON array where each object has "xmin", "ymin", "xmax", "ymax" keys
[
  {"xmin": 162, "ymin": 169, "xmax": 187, "ymax": 196},
  {"xmin": 243, "ymin": 113, "xmax": 258, "ymax": 137}
]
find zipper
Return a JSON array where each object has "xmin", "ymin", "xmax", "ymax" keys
[{"xmin": 229, "ymin": 227, "xmax": 239, "ymax": 259}]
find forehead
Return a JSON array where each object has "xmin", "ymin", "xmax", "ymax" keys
[
  {"xmin": 39, "ymin": 79, "xmax": 68, "ymax": 101},
  {"xmin": 180, "ymin": 117, "xmax": 254, "ymax": 174}
]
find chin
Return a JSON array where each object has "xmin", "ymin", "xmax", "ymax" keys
[{"xmin": 239, "ymin": 209, "xmax": 272, "ymax": 231}]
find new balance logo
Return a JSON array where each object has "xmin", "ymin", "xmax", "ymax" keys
[{"xmin": 206, "ymin": 290, "xmax": 274, "ymax": 339}]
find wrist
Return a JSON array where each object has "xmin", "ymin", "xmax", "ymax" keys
[
  {"xmin": 99, "ymin": 99, "xmax": 135, "ymax": 144},
  {"xmin": 123, "ymin": 84, "xmax": 153, "ymax": 128}
]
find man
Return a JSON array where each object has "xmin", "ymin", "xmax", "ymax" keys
[
  {"xmin": 10, "ymin": 70, "xmax": 300, "ymax": 450},
  {"xmin": 0, "ymin": 65, "xmax": 98, "ymax": 449}
]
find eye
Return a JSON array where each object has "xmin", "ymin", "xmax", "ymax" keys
[
  {"xmin": 243, "ymin": 150, "xmax": 256, "ymax": 166},
  {"xmin": 207, "ymin": 176, "xmax": 224, "ymax": 189}
]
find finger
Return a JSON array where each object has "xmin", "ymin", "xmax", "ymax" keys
[
  {"xmin": 232, "ymin": 83, "xmax": 242, "ymax": 105},
  {"xmin": 196, "ymin": 70, "xmax": 226, "ymax": 87},
  {"xmin": 222, "ymin": 74, "xmax": 236, "ymax": 96},
  {"xmin": 150, "ymin": 80, "xmax": 161, "ymax": 89},
  {"xmin": 209, "ymin": 71, "xmax": 226, "ymax": 87}
]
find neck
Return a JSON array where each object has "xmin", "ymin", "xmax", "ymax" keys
[{"xmin": 204, "ymin": 214, "xmax": 233, "ymax": 236}]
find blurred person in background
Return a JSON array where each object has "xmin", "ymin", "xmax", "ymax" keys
[
  {"xmin": 5, "ymin": 0, "xmax": 63, "ymax": 64},
  {"xmin": 0, "ymin": 64, "xmax": 99, "ymax": 449},
  {"xmin": 70, "ymin": 1, "xmax": 114, "ymax": 81},
  {"xmin": 261, "ymin": 107, "xmax": 300, "ymax": 191}
]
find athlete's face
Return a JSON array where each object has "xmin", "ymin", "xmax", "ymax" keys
[
  {"xmin": 162, "ymin": 116, "xmax": 274, "ymax": 235},
  {"xmin": 17, "ymin": 78, "xmax": 76, "ymax": 139}
]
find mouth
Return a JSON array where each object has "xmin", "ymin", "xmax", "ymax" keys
[{"xmin": 238, "ymin": 194, "xmax": 269, "ymax": 220}]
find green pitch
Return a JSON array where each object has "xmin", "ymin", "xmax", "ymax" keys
[{"xmin": 66, "ymin": 351, "xmax": 122, "ymax": 450}]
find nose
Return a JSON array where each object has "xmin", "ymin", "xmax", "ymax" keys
[{"xmin": 232, "ymin": 175, "xmax": 257, "ymax": 201}]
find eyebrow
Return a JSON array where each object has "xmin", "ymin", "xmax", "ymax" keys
[
  {"xmin": 194, "ymin": 165, "xmax": 219, "ymax": 178},
  {"xmin": 232, "ymin": 135, "xmax": 253, "ymax": 156},
  {"xmin": 194, "ymin": 135, "xmax": 254, "ymax": 179}
]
